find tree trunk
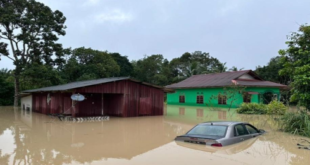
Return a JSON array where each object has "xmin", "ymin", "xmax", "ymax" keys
[{"xmin": 14, "ymin": 76, "xmax": 20, "ymax": 107}]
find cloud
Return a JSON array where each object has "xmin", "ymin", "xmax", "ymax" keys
[
  {"xmin": 83, "ymin": 0, "xmax": 100, "ymax": 6},
  {"xmin": 218, "ymin": 1, "xmax": 243, "ymax": 16},
  {"xmin": 95, "ymin": 9, "xmax": 133, "ymax": 23}
]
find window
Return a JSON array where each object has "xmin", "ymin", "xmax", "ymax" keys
[
  {"xmin": 245, "ymin": 124, "xmax": 259, "ymax": 134},
  {"xmin": 179, "ymin": 95, "xmax": 185, "ymax": 103},
  {"xmin": 243, "ymin": 93, "xmax": 251, "ymax": 103},
  {"xmin": 234, "ymin": 124, "xmax": 249, "ymax": 136},
  {"xmin": 218, "ymin": 95, "xmax": 227, "ymax": 105},
  {"xmin": 196, "ymin": 95, "xmax": 203, "ymax": 104},
  {"xmin": 187, "ymin": 125, "xmax": 228, "ymax": 137}
]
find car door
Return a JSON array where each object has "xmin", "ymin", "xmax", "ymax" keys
[
  {"xmin": 223, "ymin": 124, "xmax": 251, "ymax": 145},
  {"xmin": 244, "ymin": 124, "xmax": 260, "ymax": 138},
  {"xmin": 234, "ymin": 124, "xmax": 252, "ymax": 142}
]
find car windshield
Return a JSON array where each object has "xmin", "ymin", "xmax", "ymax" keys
[{"xmin": 187, "ymin": 125, "xmax": 227, "ymax": 137}]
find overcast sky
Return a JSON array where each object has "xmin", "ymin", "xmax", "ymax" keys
[{"xmin": 1, "ymin": 0, "xmax": 310, "ymax": 70}]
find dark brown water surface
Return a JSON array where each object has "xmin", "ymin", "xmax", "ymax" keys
[{"xmin": 0, "ymin": 105, "xmax": 309, "ymax": 165}]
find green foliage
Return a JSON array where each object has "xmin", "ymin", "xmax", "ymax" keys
[
  {"xmin": 278, "ymin": 110, "xmax": 310, "ymax": 137},
  {"xmin": 0, "ymin": 42, "xmax": 8, "ymax": 58},
  {"xmin": 266, "ymin": 100, "xmax": 287, "ymax": 115},
  {"xmin": 20, "ymin": 63, "xmax": 63, "ymax": 90},
  {"xmin": 132, "ymin": 54, "xmax": 172, "ymax": 86},
  {"xmin": 110, "ymin": 53, "xmax": 133, "ymax": 77},
  {"xmin": 0, "ymin": 0, "xmax": 70, "ymax": 105},
  {"xmin": 237, "ymin": 103, "xmax": 267, "ymax": 114},
  {"xmin": 169, "ymin": 51, "xmax": 224, "ymax": 79},
  {"xmin": 279, "ymin": 25, "xmax": 310, "ymax": 110},
  {"xmin": 0, "ymin": 0, "xmax": 69, "ymax": 67},
  {"xmin": 255, "ymin": 56, "xmax": 290, "ymax": 85},
  {"xmin": 61, "ymin": 47, "xmax": 120, "ymax": 82},
  {"xmin": 229, "ymin": 66, "xmax": 244, "ymax": 71},
  {"xmin": 237, "ymin": 101, "xmax": 287, "ymax": 115},
  {"xmin": 0, "ymin": 69, "xmax": 14, "ymax": 105}
]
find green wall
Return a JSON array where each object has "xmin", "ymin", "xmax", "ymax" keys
[{"xmin": 167, "ymin": 87, "xmax": 280, "ymax": 108}]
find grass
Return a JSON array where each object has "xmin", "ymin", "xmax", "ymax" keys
[{"xmin": 278, "ymin": 110, "xmax": 310, "ymax": 137}]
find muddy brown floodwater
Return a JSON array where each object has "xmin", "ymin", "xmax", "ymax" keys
[{"xmin": 0, "ymin": 105, "xmax": 310, "ymax": 165}]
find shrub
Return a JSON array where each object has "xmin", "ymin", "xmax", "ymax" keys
[
  {"xmin": 267, "ymin": 100, "xmax": 287, "ymax": 115},
  {"xmin": 236, "ymin": 103, "xmax": 267, "ymax": 114},
  {"xmin": 278, "ymin": 110, "xmax": 310, "ymax": 137}
]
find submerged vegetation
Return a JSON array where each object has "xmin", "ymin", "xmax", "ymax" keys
[
  {"xmin": 237, "ymin": 101, "xmax": 309, "ymax": 137},
  {"xmin": 236, "ymin": 101, "xmax": 287, "ymax": 115},
  {"xmin": 278, "ymin": 110, "xmax": 310, "ymax": 137},
  {"xmin": 236, "ymin": 103, "xmax": 267, "ymax": 114},
  {"xmin": 266, "ymin": 100, "xmax": 287, "ymax": 115}
]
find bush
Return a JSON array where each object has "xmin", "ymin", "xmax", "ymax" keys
[
  {"xmin": 267, "ymin": 100, "xmax": 287, "ymax": 115},
  {"xmin": 236, "ymin": 103, "xmax": 267, "ymax": 114},
  {"xmin": 278, "ymin": 110, "xmax": 310, "ymax": 137}
]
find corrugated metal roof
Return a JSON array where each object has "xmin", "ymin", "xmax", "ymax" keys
[
  {"xmin": 23, "ymin": 77, "xmax": 131, "ymax": 93},
  {"xmin": 166, "ymin": 70, "xmax": 286, "ymax": 89}
]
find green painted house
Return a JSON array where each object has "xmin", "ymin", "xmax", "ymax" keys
[{"xmin": 166, "ymin": 70, "xmax": 287, "ymax": 108}]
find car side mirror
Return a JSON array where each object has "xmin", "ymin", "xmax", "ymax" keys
[{"xmin": 258, "ymin": 129, "xmax": 265, "ymax": 134}]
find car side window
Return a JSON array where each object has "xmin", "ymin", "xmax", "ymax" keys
[
  {"xmin": 234, "ymin": 124, "xmax": 249, "ymax": 136},
  {"xmin": 245, "ymin": 124, "xmax": 259, "ymax": 134}
]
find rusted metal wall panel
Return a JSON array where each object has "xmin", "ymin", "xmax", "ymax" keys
[
  {"xmin": 124, "ymin": 80, "xmax": 164, "ymax": 117},
  {"xmin": 123, "ymin": 81, "xmax": 139, "ymax": 117},
  {"xmin": 51, "ymin": 93, "xmax": 63, "ymax": 114},
  {"xmin": 31, "ymin": 80, "xmax": 164, "ymax": 117},
  {"xmin": 32, "ymin": 93, "xmax": 47, "ymax": 114},
  {"xmin": 32, "ymin": 92, "xmax": 72, "ymax": 115},
  {"xmin": 139, "ymin": 97, "xmax": 151, "ymax": 115}
]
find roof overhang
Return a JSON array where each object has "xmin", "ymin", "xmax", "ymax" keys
[{"xmin": 18, "ymin": 93, "xmax": 32, "ymax": 98}]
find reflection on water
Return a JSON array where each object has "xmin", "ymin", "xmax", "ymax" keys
[{"xmin": 0, "ymin": 105, "xmax": 309, "ymax": 165}]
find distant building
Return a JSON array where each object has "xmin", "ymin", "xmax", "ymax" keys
[
  {"xmin": 21, "ymin": 77, "xmax": 165, "ymax": 117},
  {"xmin": 166, "ymin": 70, "xmax": 287, "ymax": 108}
]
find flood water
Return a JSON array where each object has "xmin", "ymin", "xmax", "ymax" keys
[{"xmin": 0, "ymin": 105, "xmax": 310, "ymax": 165}]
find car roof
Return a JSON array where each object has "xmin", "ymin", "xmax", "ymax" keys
[{"xmin": 200, "ymin": 121, "xmax": 248, "ymax": 126}]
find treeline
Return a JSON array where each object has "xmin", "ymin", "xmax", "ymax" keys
[{"xmin": 0, "ymin": 46, "xmax": 286, "ymax": 106}]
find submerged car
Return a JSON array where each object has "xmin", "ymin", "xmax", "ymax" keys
[{"xmin": 175, "ymin": 121, "xmax": 265, "ymax": 147}]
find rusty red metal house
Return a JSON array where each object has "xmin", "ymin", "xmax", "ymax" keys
[{"xmin": 21, "ymin": 77, "xmax": 165, "ymax": 117}]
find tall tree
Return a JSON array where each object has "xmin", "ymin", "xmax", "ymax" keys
[
  {"xmin": 132, "ymin": 54, "xmax": 170, "ymax": 86},
  {"xmin": 255, "ymin": 56, "xmax": 290, "ymax": 85},
  {"xmin": 170, "ymin": 51, "xmax": 224, "ymax": 79},
  {"xmin": 61, "ymin": 47, "xmax": 120, "ymax": 82},
  {"xmin": 0, "ymin": 0, "xmax": 69, "ymax": 106},
  {"xmin": 109, "ymin": 52, "xmax": 133, "ymax": 77},
  {"xmin": 229, "ymin": 66, "xmax": 244, "ymax": 71},
  {"xmin": 20, "ymin": 63, "xmax": 63, "ymax": 90},
  {"xmin": 279, "ymin": 24, "xmax": 310, "ymax": 110},
  {"xmin": 217, "ymin": 62, "xmax": 228, "ymax": 73}
]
